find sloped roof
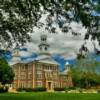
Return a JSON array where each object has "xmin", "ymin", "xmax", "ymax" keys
[
  {"xmin": 35, "ymin": 54, "xmax": 59, "ymax": 65},
  {"xmin": 59, "ymin": 67, "xmax": 70, "ymax": 75}
]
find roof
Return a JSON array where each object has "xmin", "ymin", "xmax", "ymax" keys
[
  {"xmin": 10, "ymin": 53, "xmax": 59, "ymax": 66},
  {"xmin": 59, "ymin": 67, "xmax": 70, "ymax": 75},
  {"xmin": 35, "ymin": 54, "xmax": 59, "ymax": 65}
]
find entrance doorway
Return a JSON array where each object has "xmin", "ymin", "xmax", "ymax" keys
[{"xmin": 47, "ymin": 82, "xmax": 52, "ymax": 90}]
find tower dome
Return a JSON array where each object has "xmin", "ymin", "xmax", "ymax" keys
[{"xmin": 38, "ymin": 34, "xmax": 50, "ymax": 54}]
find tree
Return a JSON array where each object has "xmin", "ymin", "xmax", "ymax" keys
[
  {"xmin": 0, "ymin": 58, "xmax": 14, "ymax": 85},
  {"xmin": 71, "ymin": 68, "xmax": 100, "ymax": 88},
  {"xmin": 0, "ymin": 0, "xmax": 100, "ymax": 49},
  {"xmin": 71, "ymin": 68, "xmax": 83, "ymax": 87},
  {"xmin": 71, "ymin": 56, "xmax": 100, "ymax": 88}
]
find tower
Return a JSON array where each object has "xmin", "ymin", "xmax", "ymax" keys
[
  {"xmin": 12, "ymin": 45, "xmax": 20, "ymax": 57},
  {"xmin": 38, "ymin": 34, "xmax": 50, "ymax": 54}
]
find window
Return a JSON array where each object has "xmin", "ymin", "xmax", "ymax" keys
[
  {"xmin": 28, "ymin": 64, "xmax": 32, "ymax": 71},
  {"xmin": 48, "ymin": 66, "xmax": 51, "ymax": 70},
  {"xmin": 28, "ymin": 73, "xmax": 32, "ymax": 79},
  {"xmin": 53, "ymin": 82, "xmax": 57, "ymax": 88},
  {"xmin": 36, "ymin": 81, "xmax": 43, "ymax": 87},
  {"xmin": 36, "ymin": 64, "xmax": 42, "ymax": 70},
  {"xmin": 20, "ymin": 82, "xmax": 25, "ymax": 88},
  {"xmin": 14, "ymin": 68, "xmax": 17, "ymax": 72},
  {"xmin": 14, "ymin": 75, "xmax": 18, "ymax": 80},
  {"xmin": 46, "ymin": 72, "xmax": 52, "ymax": 79},
  {"xmin": 21, "ymin": 65, "xmax": 26, "ymax": 71},
  {"xmin": 20, "ymin": 74, "xmax": 26, "ymax": 80},
  {"xmin": 53, "ymin": 66, "xmax": 57, "ymax": 71},
  {"xmin": 28, "ymin": 66, "xmax": 32, "ymax": 71},
  {"xmin": 53, "ymin": 73, "xmax": 58, "ymax": 79},
  {"xmin": 37, "ymin": 70, "xmax": 42, "ymax": 74},
  {"xmin": 45, "ymin": 47, "xmax": 47, "ymax": 51},
  {"xmin": 37, "ymin": 74, "xmax": 42, "ymax": 79},
  {"xmin": 28, "ymin": 81, "xmax": 32, "ymax": 88},
  {"xmin": 44, "ymin": 65, "xmax": 51, "ymax": 71}
]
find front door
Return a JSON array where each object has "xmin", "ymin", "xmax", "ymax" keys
[{"xmin": 47, "ymin": 82, "xmax": 52, "ymax": 90}]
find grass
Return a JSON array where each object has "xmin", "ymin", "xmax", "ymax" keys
[{"xmin": 0, "ymin": 92, "xmax": 100, "ymax": 100}]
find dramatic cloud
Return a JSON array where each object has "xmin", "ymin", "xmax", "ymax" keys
[
  {"xmin": 25, "ymin": 21, "xmax": 87, "ymax": 59},
  {"xmin": 9, "ymin": 13, "xmax": 100, "ymax": 65}
]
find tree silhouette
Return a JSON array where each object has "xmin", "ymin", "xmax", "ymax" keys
[{"xmin": 0, "ymin": 0, "xmax": 100, "ymax": 49}]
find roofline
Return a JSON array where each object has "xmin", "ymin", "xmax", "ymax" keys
[{"xmin": 11, "ymin": 60, "xmax": 59, "ymax": 66}]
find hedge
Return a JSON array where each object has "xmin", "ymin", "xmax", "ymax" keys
[
  {"xmin": 17, "ymin": 87, "xmax": 47, "ymax": 92},
  {"xmin": 54, "ymin": 87, "xmax": 65, "ymax": 91},
  {"xmin": 0, "ymin": 87, "xmax": 8, "ymax": 93}
]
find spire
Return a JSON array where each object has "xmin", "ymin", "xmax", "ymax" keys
[
  {"xmin": 12, "ymin": 44, "xmax": 20, "ymax": 57},
  {"xmin": 38, "ymin": 34, "xmax": 50, "ymax": 54}
]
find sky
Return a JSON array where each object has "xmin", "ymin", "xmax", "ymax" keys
[
  {"xmin": 20, "ymin": 0, "xmax": 100, "ymax": 60},
  {"xmin": 6, "ymin": 12, "xmax": 99, "ymax": 71},
  {"xmin": 2, "ymin": 0, "xmax": 100, "ymax": 71}
]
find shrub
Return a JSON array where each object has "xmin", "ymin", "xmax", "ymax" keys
[
  {"xmin": 54, "ymin": 88, "xmax": 65, "ymax": 91},
  {"xmin": 65, "ymin": 87, "xmax": 82, "ymax": 92},
  {"xmin": 97, "ymin": 90, "xmax": 100, "ymax": 93},
  {"xmin": 65, "ymin": 87, "xmax": 71, "ymax": 92},
  {"xmin": 68, "ymin": 87, "xmax": 76, "ymax": 90},
  {"xmin": 25, "ymin": 88, "xmax": 34, "ymax": 92},
  {"xmin": 0, "ymin": 86, "xmax": 8, "ymax": 93},
  {"xmin": 17, "ymin": 87, "xmax": 47, "ymax": 92},
  {"xmin": 33, "ymin": 87, "xmax": 47, "ymax": 92},
  {"xmin": 16, "ymin": 88, "xmax": 26, "ymax": 92}
]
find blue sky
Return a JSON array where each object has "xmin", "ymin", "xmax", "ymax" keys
[
  {"xmin": 91, "ymin": 11, "xmax": 100, "ymax": 16},
  {"xmin": 1, "ymin": 48, "xmax": 76, "ymax": 71},
  {"xmin": 91, "ymin": 0, "xmax": 100, "ymax": 16},
  {"xmin": 1, "ymin": 0, "xmax": 100, "ymax": 71},
  {"xmin": 2, "ymin": 48, "xmax": 100, "ymax": 71}
]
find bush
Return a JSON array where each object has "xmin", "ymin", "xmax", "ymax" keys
[
  {"xmin": 65, "ymin": 87, "xmax": 82, "ymax": 93},
  {"xmin": 26, "ymin": 88, "xmax": 34, "ymax": 92},
  {"xmin": 54, "ymin": 88, "xmax": 65, "ymax": 91},
  {"xmin": 97, "ymin": 90, "xmax": 100, "ymax": 93},
  {"xmin": 16, "ymin": 88, "xmax": 26, "ymax": 92},
  {"xmin": 68, "ymin": 87, "xmax": 76, "ymax": 90},
  {"xmin": 0, "ymin": 86, "xmax": 8, "ymax": 93},
  {"xmin": 33, "ymin": 87, "xmax": 47, "ymax": 92},
  {"xmin": 17, "ymin": 87, "xmax": 47, "ymax": 92},
  {"xmin": 65, "ymin": 87, "xmax": 71, "ymax": 92}
]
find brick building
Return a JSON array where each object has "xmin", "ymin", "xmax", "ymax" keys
[{"xmin": 11, "ymin": 34, "xmax": 73, "ymax": 91}]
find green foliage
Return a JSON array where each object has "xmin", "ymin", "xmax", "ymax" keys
[
  {"xmin": 0, "ymin": 93, "xmax": 100, "ymax": 100},
  {"xmin": 17, "ymin": 87, "xmax": 47, "ymax": 92},
  {"xmin": 65, "ymin": 87, "xmax": 77, "ymax": 92},
  {"xmin": 0, "ymin": 58, "xmax": 14, "ymax": 85},
  {"xmin": 0, "ymin": 0, "xmax": 100, "ymax": 48},
  {"xmin": 54, "ymin": 87, "xmax": 65, "ymax": 91},
  {"xmin": 71, "ymin": 59, "xmax": 100, "ymax": 88},
  {"xmin": 0, "ymin": 86, "xmax": 8, "ymax": 93},
  {"xmin": 16, "ymin": 88, "xmax": 26, "ymax": 92},
  {"xmin": 0, "ymin": 0, "xmax": 41, "ymax": 47},
  {"xmin": 33, "ymin": 87, "xmax": 47, "ymax": 92}
]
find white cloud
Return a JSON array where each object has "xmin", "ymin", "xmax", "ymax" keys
[
  {"xmin": 11, "ymin": 13, "xmax": 98, "ymax": 64},
  {"xmin": 23, "ymin": 16, "xmax": 88, "ymax": 59},
  {"xmin": 19, "ymin": 51, "xmax": 32, "ymax": 57},
  {"xmin": 9, "ymin": 57, "xmax": 21, "ymax": 65}
]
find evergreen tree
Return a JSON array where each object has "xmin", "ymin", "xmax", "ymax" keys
[{"xmin": 0, "ymin": 58, "xmax": 14, "ymax": 85}]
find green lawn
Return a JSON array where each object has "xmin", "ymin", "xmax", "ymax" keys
[{"xmin": 0, "ymin": 92, "xmax": 100, "ymax": 100}]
